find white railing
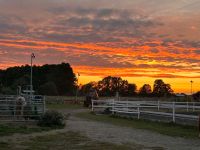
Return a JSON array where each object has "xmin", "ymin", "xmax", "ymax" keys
[
  {"xmin": 92, "ymin": 100, "xmax": 200, "ymax": 124},
  {"xmin": 0, "ymin": 95, "xmax": 45, "ymax": 121}
]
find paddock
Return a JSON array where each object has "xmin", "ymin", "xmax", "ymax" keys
[
  {"xmin": 92, "ymin": 99, "xmax": 200, "ymax": 126},
  {"xmin": 0, "ymin": 95, "xmax": 45, "ymax": 121}
]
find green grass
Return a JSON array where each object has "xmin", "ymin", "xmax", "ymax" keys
[
  {"xmin": 45, "ymin": 96, "xmax": 85, "ymax": 106},
  {"xmin": 0, "ymin": 131, "xmax": 164, "ymax": 150},
  {"xmin": 0, "ymin": 142, "xmax": 11, "ymax": 149},
  {"xmin": 0, "ymin": 124, "xmax": 55, "ymax": 136},
  {"xmin": 21, "ymin": 131, "xmax": 163, "ymax": 150},
  {"xmin": 47, "ymin": 103, "xmax": 83, "ymax": 110},
  {"xmin": 76, "ymin": 112, "xmax": 199, "ymax": 139}
]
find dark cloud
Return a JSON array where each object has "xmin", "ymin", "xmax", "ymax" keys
[
  {"xmin": 41, "ymin": 32, "xmax": 122, "ymax": 43},
  {"xmin": 0, "ymin": 7, "xmax": 161, "ymax": 43},
  {"xmin": 26, "ymin": 7, "xmax": 161, "ymax": 43},
  {"xmin": 183, "ymin": 40, "xmax": 200, "ymax": 48},
  {"xmin": 146, "ymin": 43, "xmax": 159, "ymax": 47},
  {"xmin": 0, "ymin": 16, "xmax": 27, "ymax": 34},
  {"xmin": 150, "ymin": 48, "xmax": 159, "ymax": 53},
  {"xmin": 166, "ymin": 49, "xmax": 180, "ymax": 54},
  {"xmin": 67, "ymin": 54, "xmax": 134, "ymax": 68},
  {"xmin": 194, "ymin": 50, "xmax": 200, "ymax": 54},
  {"xmin": 47, "ymin": 6, "xmax": 68, "ymax": 14},
  {"xmin": 61, "ymin": 16, "xmax": 156, "ymax": 30},
  {"xmin": 96, "ymin": 9, "xmax": 117, "ymax": 18}
]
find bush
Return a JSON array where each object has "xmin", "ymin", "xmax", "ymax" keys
[{"xmin": 38, "ymin": 110, "xmax": 65, "ymax": 128}]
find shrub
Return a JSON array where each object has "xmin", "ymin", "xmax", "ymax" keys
[{"xmin": 38, "ymin": 110, "xmax": 65, "ymax": 128}]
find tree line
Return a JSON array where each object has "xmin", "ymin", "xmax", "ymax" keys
[
  {"xmin": 1, "ymin": 63, "xmax": 198, "ymax": 99},
  {"xmin": 79, "ymin": 76, "xmax": 174, "ymax": 97},
  {"xmin": 0, "ymin": 63, "xmax": 76, "ymax": 95}
]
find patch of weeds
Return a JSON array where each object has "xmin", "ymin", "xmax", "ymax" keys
[{"xmin": 38, "ymin": 110, "xmax": 66, "ymax": 128}]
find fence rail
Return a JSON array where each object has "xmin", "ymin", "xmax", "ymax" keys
[
  {"xmin": 0, "ymin": 95, "xmax": 45, "ymax": 121},
  {"xmin": 92, "ymin": 99, "xmax": 200, "ymax": 126}
]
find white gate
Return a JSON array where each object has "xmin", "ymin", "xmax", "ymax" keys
[{"xmin": 0, "ymin": 95, "xmax": 45, "ymax": 121}]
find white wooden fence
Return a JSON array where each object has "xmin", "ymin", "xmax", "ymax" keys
[
  {"xmin": 92, "ymin": 99, "xmax": 200, "ymax": 125},
  {"xmin": 0, "ymin": 95, "xmax": 45, "ymax": 121}
]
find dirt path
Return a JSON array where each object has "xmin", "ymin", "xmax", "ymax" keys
[
  {"xmin": 64, "ymin": 109, "xmax": 200, "ymax": 150},
  {"xmin": 0, "ymin": 109, "xmax": 200, "ymax": 150}
]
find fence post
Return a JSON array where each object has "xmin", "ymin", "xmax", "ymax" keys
[
  {"xmin": 91, "ymin": 100, "xmax": 94, "ymax": 112},
  {"xmin": 193, "ymin": 102, "xmax": 195, "ymax": 112},
  {"xmin": 199, "ymin": 115, "xmax": 200, "ymax": 137},
  {"xmin": 158, "ymin": 101, "xmax": 160, "ymax": 111},
  {"xmin": 187, "ymin": 101, "xmax": 189, "ymax": 112},
  {"xmin": 112, "ymin": 99, "xmax": 115, "ymax": 115},
  {"xmin": 137, "ymin": 104, "xmax": 140, "ymax": 119},
  {"xmin": 126, "ymin": 101, "xmax": 129, "ymax": 113},
  {"xmin": 172, "ymin": 102, "xmax": 175, "ymax": 123},
  {"xmin": 14, "ymin": 98, "xmax": 16, "ymax": 121},
  {"xmin": 43, "ymin": 96, "xmax": 46, "ymax": 114}
]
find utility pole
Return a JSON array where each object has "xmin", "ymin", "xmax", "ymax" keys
[
  {"xmin": 75, "ymin": 73, "xmax": 80, "ymax": 103},
  {"xmin": 30, "ymin": 53, "xmax": 35, "ymax": 95},
  {"xmin": 190, "ymin": 80, "xmax": 193, "ymax": 95}
]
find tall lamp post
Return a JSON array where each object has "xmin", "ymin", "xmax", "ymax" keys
[
  {"xmin": 30, "ymin": 53, "xmax": 35, "ymax": 95},
  {"xmin": 190, "ymin": 80, "xmax": 193, "ymax": 95},
  {"xmin": 75, "ymin": 73, "xmax": 80, "ymax": 103}
]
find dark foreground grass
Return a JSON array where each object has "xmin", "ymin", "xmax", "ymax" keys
[
  {"xmin": 0, "ymin": 141, "xmax": 11, "ymax": 149},
  {"xmin": 47, "ymin": 103, "xmax": 83, "ymax": 110},
  {"xmin": 20, "ymin": 131, "xmax": 163, "ymax": 150},
  {"xmin": 76, "ymin": 112, "xmax": 199, "ymax": 139},
  {"xmin": 0, "ymin": 124, "xmax": 53, "ymax": 136},
  {"xmin": 0, "ymin": 131, "xmax": 164, "ymax": 150}
]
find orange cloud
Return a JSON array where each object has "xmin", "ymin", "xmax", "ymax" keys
[{"xmin": 0, "ymin": 0, "xmax": 199, "ymax": 94}]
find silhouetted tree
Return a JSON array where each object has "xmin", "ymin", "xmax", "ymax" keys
[
  {"xmin": 97, "ymin": 76, "xmax": 136, "ymax": 96},
  {"xmin": 193, "ymin": 91, "xmax": 200, "ymax": 102},
  {"xmin": 39, "ymin": 82, "xmax": 58, "ymax": 96},
  {"xmin": 80, "ymin": 77, "xmax": 137, "ymax": 97},
  {"xmin": 97, "ymin": 76, "xmax": 119, "ymax": 96},
  {"xmin": 0, "ymin": 63, "xmax": 76, "ymax": 96},
  {"xmin": 79, "ymin": 82, "xmax": 98, "ymax": 96},
  {"xmin": 139, "ymin": 84, "xmax": 152, "ymax": 96},
  {"xmin": 153, "ymin": 79, "xmax": 173, "ymax": 97},
  {"xmin": 126, "ymin": 84, "xmax": 137, "ymax": 96}
]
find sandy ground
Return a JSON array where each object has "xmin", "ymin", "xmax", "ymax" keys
[
  {"xmin": 65, "ymin": 109, "xmax": 200, "ymax": 150},
  {"xmin": 0, "ymin": 109, "xmax": 200, "ymax": 150}
]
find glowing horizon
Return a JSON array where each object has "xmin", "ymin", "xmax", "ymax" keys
[{"xmin": 0, "ymin": 0, "xmax": 199, "ymax": 94}]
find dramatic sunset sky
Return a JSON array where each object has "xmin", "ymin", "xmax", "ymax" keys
[{"xmin": 0, "ymin": 0, "xmax": 200, "ymax": 93}]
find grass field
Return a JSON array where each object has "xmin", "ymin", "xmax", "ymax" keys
[
  {"xmin": 76, "ymin": 112, "xmax": 199, "ymax": 139},
  {"xmin": 45, "ymin": 96, "xmax": 85, "ymax": 104},
  {"xmin": 0, "ymin": 124, "xmax": 52, "ymax": 136},
  {"xmin": 47, "ymin": 103, "xmax": 83, "ymax": 110},
  {"xmin": 20, "ymin": 131, "xmax": 148, "ymax": 150},
  {"xmin": 0, "ymin": 103, "xmax": 199, "ymax": 149},
  {"xmin": 0, "ymin": 131, "xmax": 165, "ymax": 150},
  {"xmin": 0, "ymin": 103, "xmax": 81, "ymax": 137},
  {"xmin": 47, "ymin": 103, "xmax": 200, "ymax": 138}
]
